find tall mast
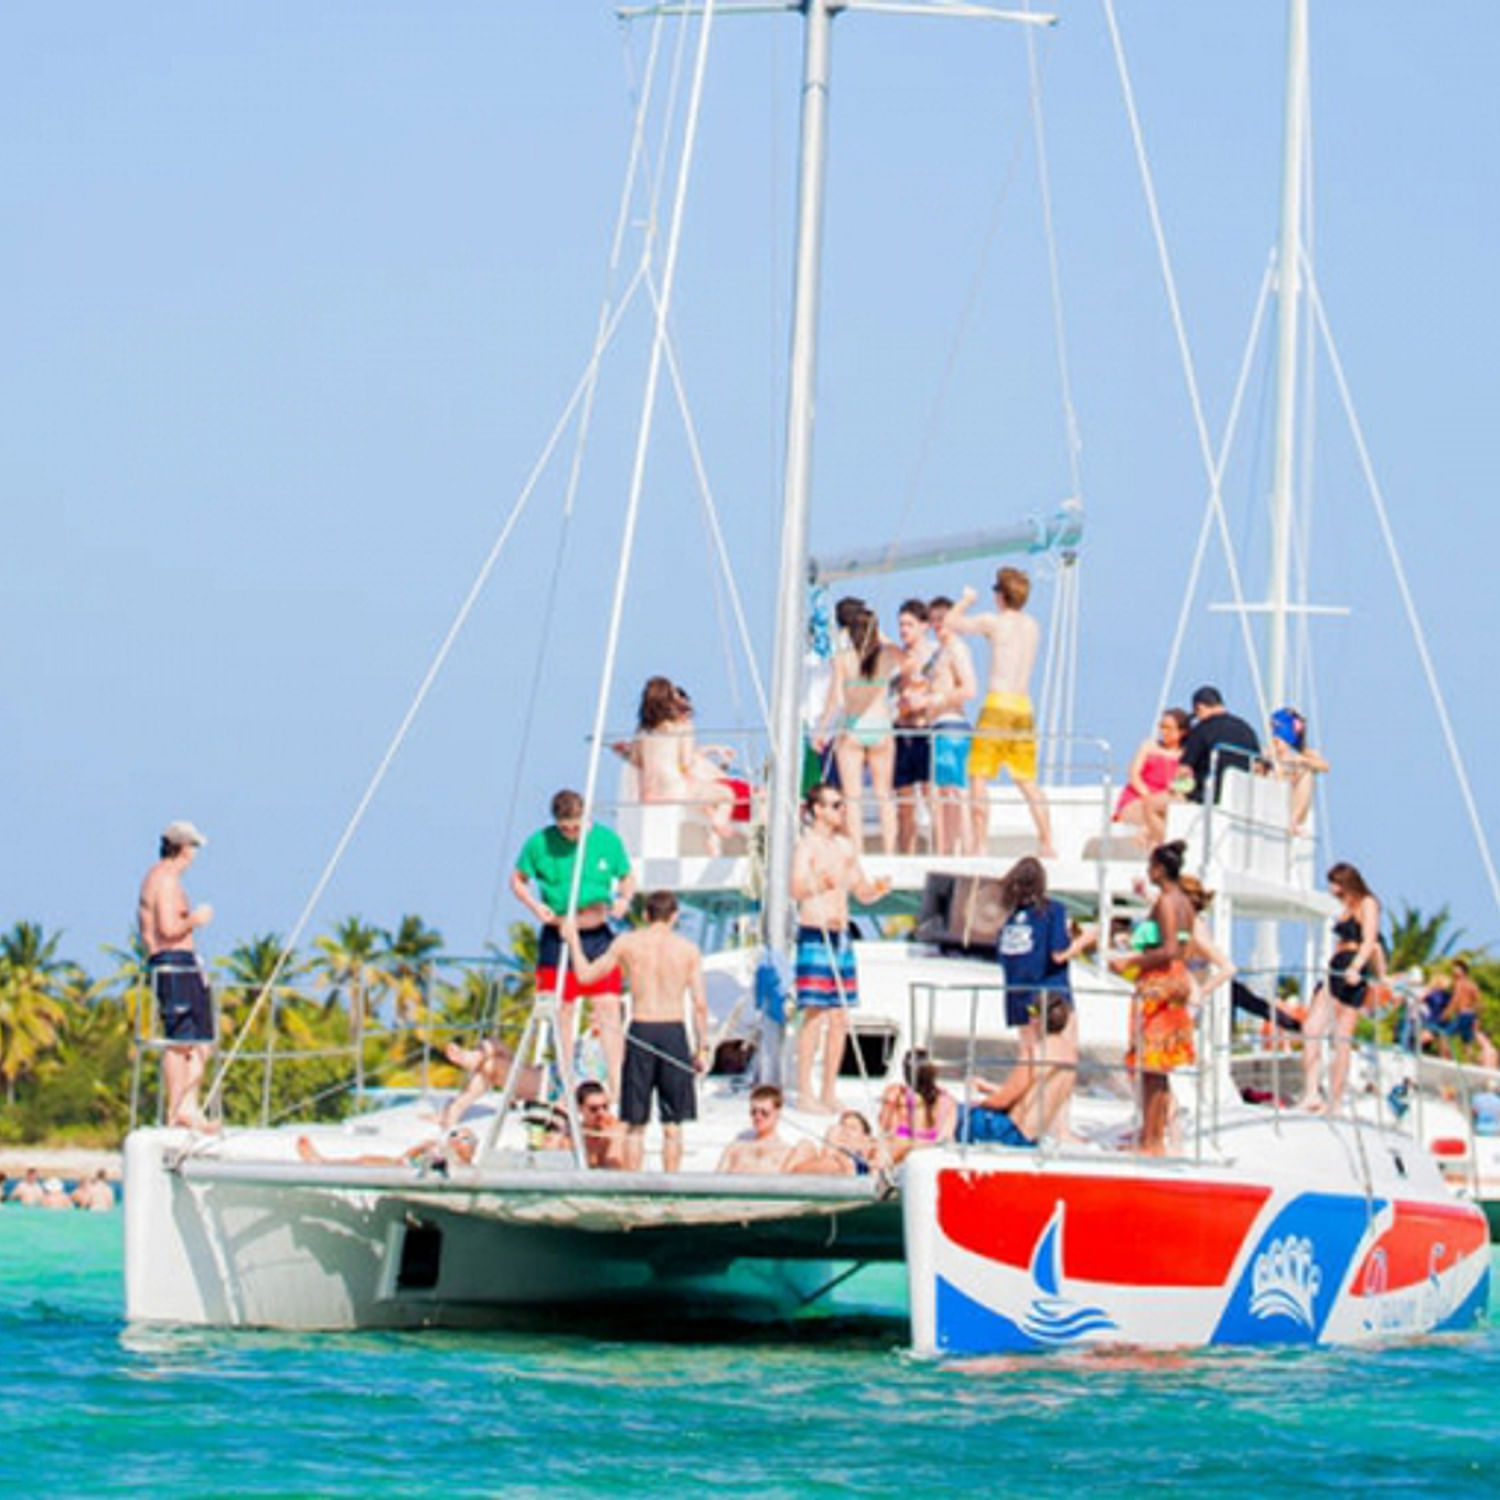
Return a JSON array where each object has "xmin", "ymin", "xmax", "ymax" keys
[
  {"xmin": 762, "ymin": 0, "xmax": 836, "ymax": 959},
  {"xmin": 1267, "ymin": 0, "xmax": 1309, "ymax": 712}
]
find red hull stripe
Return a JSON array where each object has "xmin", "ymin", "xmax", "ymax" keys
[
  {"xmin": 937, "ymin": 1169, "xmax": 1271, "ymax": 1287},
  {"xmin": 1352, "ymin": 1200, "xmax": 1489, "ymax": 1296}
]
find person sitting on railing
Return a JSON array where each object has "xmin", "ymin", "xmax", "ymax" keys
[
  {"xmin": 878, "ymin": 1049, "xmax": 957, "ymax": 1164},
  {"xmin": 1178, "ymin": 686, "xmax": 1261, "ymax": 804},
  {"xmin": 1267, "ymin": 706, "xmax": 1329, "ymax": 836},
  {"xmin": 631, "ymin": 678, "xmax": 738, "ymax": 853},
  {"xmin": 787, "ymin": 1110, "xmax": 887, "ymax": 1176},
  {"xmin": 1113, "ymin": 708, "xmax": 1192, "ymax": 849},
  {"xmin": 957, "ymin": 994, "xmax": 1076, "ymax": 1147},
  {"xmin": 438, "ymin": 1038, "xmax": 545, "ymax": 1132}
]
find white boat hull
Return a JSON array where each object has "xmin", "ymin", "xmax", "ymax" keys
[
  {"xmin": 124, "ymin": 1130, "xmax": 902, "ymax": 1330},
  {"xmin": 903, "ymin": 1112, "xmax": 1491, "ymax": 1355}
]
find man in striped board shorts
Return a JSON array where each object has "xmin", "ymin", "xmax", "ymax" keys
[{"xmin": 790, "ymin": 783, "xmax": 891, "ymax": 1112}]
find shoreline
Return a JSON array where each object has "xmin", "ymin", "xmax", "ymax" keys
[{"xmin": 0, "ymin": 1147, "xmax": 122, "ymax": 1179}]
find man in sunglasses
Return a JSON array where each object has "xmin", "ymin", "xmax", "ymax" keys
[{"xmin": 717, "ymin": 1084, "xmax": 794, "ymax": 1173}]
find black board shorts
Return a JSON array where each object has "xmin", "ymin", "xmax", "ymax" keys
[
  {"xmin": 149, "ymin": 951, "xmax": 215, "ymax": 1043},
  {"xmin": 620, "ymin": 1021, "xmax": 697, "ymax": 1126}
]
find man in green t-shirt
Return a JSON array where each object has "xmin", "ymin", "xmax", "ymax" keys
[{"xmin": 510, "ymin": 788, "xmax": 636, "ymax": 1090}]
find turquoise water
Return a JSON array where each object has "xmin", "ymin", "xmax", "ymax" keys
[{"xmin": 4, "ymin": 1212, "xmax": 1499, "ymax": 1495}]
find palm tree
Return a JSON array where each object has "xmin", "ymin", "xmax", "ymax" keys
[
  {"xmin": 98, "ymin": 932, "xmax": 155, "ymax": 1038},
  {"xmin": 217, "ymin": 934, "xmax": 314, "ymax": 1041},
  {"xmin": 1386, "ymin": 903, "xmax": 1467, "ymax": 976},
  {"xmin": 0, "ymin": 921, "xmax": 79, "ymax": 1105},
  {"xmin": 382, "ymin": 915, "xmax": 444, "ymax": 1022},
  {"xmin": 312, "ymin": 917, "xmax": 388, "ymax": 1025}
]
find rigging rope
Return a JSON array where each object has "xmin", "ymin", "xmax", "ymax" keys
[
  {"xmin": 200, "ymin": 274, "xmax": 651, "ymax": 1123},
  {"xmin": 1102, "ymin": 0, "xmax": 1268, "ymax": 731},
  {"xmin": 487, "ymin": 15, "xmax": 673, "ymax": 942},
  {"xmin": 1153, "ymin": 255, "xmax": 1274, "ymax": 718},
  {"xmin": 1306, "ymin": 269, "xmax": 1500, "ymax": 928}
]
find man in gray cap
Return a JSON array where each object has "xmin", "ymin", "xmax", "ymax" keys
[{"xmin": 138, "ymin": 820, "xmax": 217, "ymax": 1130}]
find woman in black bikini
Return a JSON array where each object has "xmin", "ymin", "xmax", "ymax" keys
[{"xmin": 1297, "ymin": 861, "xmax": 1385, "ymax": 1113}]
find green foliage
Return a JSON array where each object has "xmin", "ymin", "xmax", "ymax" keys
[{"xmin": 1386, "ymin": 902, "xmax": 1466, "ymax": 974}]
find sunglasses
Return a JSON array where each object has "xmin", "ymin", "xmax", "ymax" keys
[{"xmin": 749, "ymin": 1105, "xmax": 778, "ymax": 1119}]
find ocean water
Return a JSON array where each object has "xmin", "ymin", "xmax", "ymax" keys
[{"xmin": 4, "ymin": 1211, "xmax": 1498, "ymax": 1496}]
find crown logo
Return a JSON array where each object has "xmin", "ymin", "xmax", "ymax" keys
[{"xmin": 1249, "ymin": 1234, "xmax": 1323, "ymax": 1329}]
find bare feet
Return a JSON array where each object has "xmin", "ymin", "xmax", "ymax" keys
[
  {"xmin": 170, "ymin": 1110, "xmax": 221, "ymax": 1135},
  {"xmin": 445, "ymin": 1041, "xmax": 481, "ymax": 1071},
  {"xmin": 799, "ymin": 1095, "xmax": 836, "ymax": 1115},
  {"xmin": 296, "ymin": 1136, "xmax": 320, "ymax": 1163}
]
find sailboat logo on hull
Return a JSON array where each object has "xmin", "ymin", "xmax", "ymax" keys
[{"xmin": 1019, "ymin": 1205, "xmax": 1117, "ymax": 1346}]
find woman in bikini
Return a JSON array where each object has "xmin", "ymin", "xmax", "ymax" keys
[
  {"xmin": 1112, "ymin": 839, "xmax": 1196, "ymax": 1156},
  {"xmin": 878, "ymin": 1049, "xmax": 957, "ymax": 1164},
  {"xmin": 633, "ymin": 677, "xmax": 736, "ymax": 852},
  {"xmin": 1113, "ymin": 707, "xmax": 1191, "ymax": 849},
  {"xmin": 1297, "ymin": 861, "xmax": 1385, "ymax": 1113},
  {"xmin": 817, "ymin": 607, "xmax": 901, "ymax": 854}
]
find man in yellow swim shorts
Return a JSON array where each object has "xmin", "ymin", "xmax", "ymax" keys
[{"xmin": 945, "ymin": 568, "xmax": 1055, "ymax": 858}]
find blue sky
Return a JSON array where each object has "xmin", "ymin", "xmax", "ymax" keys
[{"xmin": 3, "ymin": 2, "xmax": 1497, "ymax": 970}]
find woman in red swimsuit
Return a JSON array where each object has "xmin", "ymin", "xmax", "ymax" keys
[{"xmin": 1113, "ymin": 707, "xmax": 1190, "ymax": 848}]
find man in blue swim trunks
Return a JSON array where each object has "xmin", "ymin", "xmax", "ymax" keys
[
  {"xmin": 958, "ymin": 994, "xmax": 1076, "ymax": 1147},
  {"xmin": 790, "ymin": 783, "xmax": 891, "ymax": 1111},
  {"xmin": 138, "ymin": 820, "xmax": 216, "ymax": 1131}
]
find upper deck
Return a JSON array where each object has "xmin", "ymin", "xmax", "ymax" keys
[{"xmin": 608, "ymin": 742, "xmax": 1332, "ymax": 926}]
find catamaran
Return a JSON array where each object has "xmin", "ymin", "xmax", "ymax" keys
[{"xmin": 124, "ymin": 0, "xmax": 1490, "ymax": 1347}]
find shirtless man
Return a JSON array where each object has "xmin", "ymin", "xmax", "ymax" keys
[
  {"xmin": 572, "ymin": 1080, "xmax": 629, "ymax": 1169},
  {"xmin": 138, "ymin": 820, "xmax": 216, "ymax": 1130},
  {"xmin": 946, "ymin": 568, "xmax": 1054, "ymax": 858},
  {"xmin": 891, "ymin": 599, "xmax": 936, "ymax": 854},
  {"xmin": 564, "ymin": 890, "xmax": 708, "ymax": 1171},
  {"xmin": 791, "ymin": 784, "xmax": 891, "ymax": 1112},
  {"xmin": 9, "ymin": 1167, "xmax": 44, "ymax": 1206},
  {"xmin": 927, "ymin": 596, "xmax": 979, "ymax": 856},
  {"xmin": 717, "ymin": 1084, "xmax": 795, "ymax": 1174},
  {"xmin": 962, "ymin": 994, "xmax": 1076, "ymax": 1146}
]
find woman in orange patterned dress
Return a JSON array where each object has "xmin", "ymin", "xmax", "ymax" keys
[{"xmin": 1115, "ymin": 840, "xmax": 1197, "ymax": 1155}]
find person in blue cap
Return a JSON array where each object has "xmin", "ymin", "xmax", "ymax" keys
[{"xmin": 1267, "ymin": 706, "xmax": 1329, "ymax": 835}]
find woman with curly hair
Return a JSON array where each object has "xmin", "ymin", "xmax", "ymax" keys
[{"xmin": 1113, "ymin": 839, "xmax": 1196, "ymax": 1155}]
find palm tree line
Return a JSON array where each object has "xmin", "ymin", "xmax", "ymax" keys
[{"xmin": 0, "ymin": 915, "xmax": 536, "ymax": 1146}]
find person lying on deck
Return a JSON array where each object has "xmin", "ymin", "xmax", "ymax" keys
[
  {"xmin": 956, "ymin": 994, "xmax": 1076, "ymax": 1147},
  {"xmin": 786, "ymin": 1110, "xmax": 887, "ymax": 1177},
  {"xmin": 296, "ymin": 1127, "xmax": 478, "ymax": 1170}
]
